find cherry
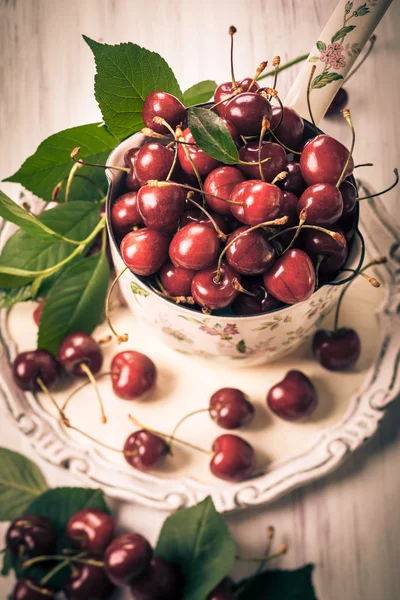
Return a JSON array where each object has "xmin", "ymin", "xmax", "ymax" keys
[
  {"xmin": 177, "ymin": 128, "xmax": 220, "ymax": 178},
  {"xmin": 279, "ymin": 161, "xmax": 307, "ymax": 196},
  {"xmin": 64, "ymin": 560, "xmax": 114, "ymax": 600},
  {"xmin": 214, "ymin": 78, "xmax": 260, "ymax": 117},
  {"xmin": 104, "ymin": 533, "xmax": 153, "ymax": 586},
  {"xmin": 204, "ymin": 166, "xmax": 246, "ymax": 216},
  {"xmin": 11, "ymin": 577, "xmax": 55, "ymax": 600},
  {"xmin": 232, "ymin": 277, "xmax": 280, "ymax": 315},
  {"xmin": 180, "ymin": 208, "xmax": 229, "ymax": 235},
  {"xmin": 298, "ymin": 183, "xmax": 343, "ymax": 225},
  {"xmin": 6, "ymin": 515, "xmax": 57, "ymax": 560},
  {"xmin": 241, "ymin": 180, "xmax": 283, "ymax": 226},
  {"xmin": 210, "ymin": 434, "xmax": 255, "ymax": 482},
  {"xmin": 301, "ymin": 228, "xmax": 348, "ymax": 275},
  {"xmin": 267, "ymin": 370, "xmax": 318, "ymax": 420},
  {"xmin": 124, "ymin": 148, "xmax": 141, "ymax": 192},
  {"xmin": 300, "ymin": 134, "xmax": 354, "ymax": 186},
  {"xmin": 142, "ymin": 91, "xmax": 186, "ymax": 134},
  {"xmin": 191, "ymin": 262, "xmax": 240, "ymax": 310},
  {"xmin": 160, "ymin": 262, "xmax": 196, "ymax": 297},
  {"xmin": 137, "ymin": 183, "xmax": 185, "ymax": 231},
  {"xmin": 134, "ymin": 142, "xmax": 178, "ymax": 186},
  {"xmin": 111, "ymin": 351, "xmax": 157, "ymax": 399},
  {"xmin": 326, "ymin": 88, "xmax": 349, "ymax": 117},
  {"xmin": 123, "ymin": 430, "xmax": 169, "ymax": 471},
  {"xmin": 169, "ymin": 223, "xmax": 220, "ymax": 270},
  {"xmin": 129, "ymin": 556, "xmax": 181, "ymax": 600},
  {"xmin": 229, "ymin": 180, "xmax": 250, "ymax": 223},
  {"xmin": 12, "ymin": 350, "xmax": 60, "ymax": 391},
  {"xmin": 66, "ymin": 508, "xmax": 115, "ymax": 555},
  {"xmin": 208, "ymin": 577, "xmax": 235, "ymax": 600},
  {"xmin": 238, "ymin": 141, "xmax": 286, "ymax": 182},
  {"xmin": 339, "ymin": 179, "xmax": 357, "ymax": 216},
  {"xmin": 280, "ymin": 191, "xmax": 299, "ymax": 227},
  {"xmin": 121, "ymin": 228, "xmax": 170, "ymax": 276},
  {"xmin": 270, "ymin": 106, "xmax": 304, "ymax": 149},
  {"xmin": 263, "ymin": 249, "xmax": 315, "ymax": 304},
  {"xmin": 313, "ymin": 328, "xmax": 361, "ymax": 371},
  {"xmin": 33, "ymin": 298, "xmax": 45, "ymax": 327},
  {"xmin": 111, "ymin": 191, "xmax": 142, "ymax": 239},
  {"xmin": 225, "ymin": 226, "xmax": 275, "ymax": 275},
  {"xmin": 224, "ymin": 92, "xmax": 272, "ymax": 136},
  {"xmin": 58, "ymin": 332, "xmax": 103, "ymax": 377},
  {"xmin": 210, "ymin": 388, "xmax": 254, "ymax": 429}
]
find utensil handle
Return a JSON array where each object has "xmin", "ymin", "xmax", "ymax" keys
[{"xmin": 284, "ymin": 0, "xmax": 392, "ymax": 124}]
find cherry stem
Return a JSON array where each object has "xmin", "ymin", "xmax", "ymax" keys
[
  {"xmin": 106, "ymin": 267, "xmax": 129, "ymax": 344},
  {"xmin": 268, "ymin": 91, "xmax": 285, "ymax": 132},
  {"xmin": 36, "ymin": 377, "xmax": 69, "ymax": 426},
  {"xmin": 258, "ymin": 116, "xmax": 269, "ymax": 181},
  {"xmin": 61, "ymin": 373, "xmax": 115, "ymax": 413},
  {"xmin": 167, "ymin": 144, "xmax": 178, "ymax": 182},
  {"xmin": 248, "ymin": 60, "xmax": 268, "ymax": 92},
  {"xmin": 79, "ymin": 363, "xmax": 107, "ymax": 424},
  {"xmin": 141, "ymin": 129, "xmax": 196, "ymax": 146},
  {"xmin": 148, "ymin": 279, "xmax": 195, "ymax": 306},
  {"xmin": 344, "ymin": 35, "xmax": 376, "ymax": 84},
  {"xmin": 340, "ymin": 268, "xmax": 381, "ymax": 287},
  {"xmin": 147, "ymin": 180, "xmax": 241, "ymax": 205},
  {"xmin": 268, "ymin": 128, "xmax": 302, "ymax": 155},
  {"xmin": 236, "ymin": 544, "xmax": 287, "ymax": 563},
  {"xmin": 283, "ymin": 209, "xmax": 307, "ymax": 254},
  {"xmin": 70, "ymin": 147, "xmax": 129, "ymax": 173},
  {"xmin": 22, "ymin": 580, "xmax": 53, "ymax": 597},
  {"xmin": 210, "ymin": 87, "xmax": 242, "ymax": 110},
  {"xmin": 306, "ymin": 65, "xmax": 318, "ymax": 132},
  {"xmin": 229, "ymin": 25, "xmax": 237, "ymax": 86},
  {"xmin": 271, "ymin": 171, "xmax": 288, "ymax": 186},
  {"xmin": 176, "ymin": 127, "xmax": 203, "ymax": 193},
  {"xmin": 40, "ymin": 551, "xmax": 87, "ymax": 586},
  {"xmin": 354, "ymin": 163, "xmax": 373, "ymax": 169},
  {"xmin": 23, "ymin": 553, "xmax": 103, "ymax": 572},
  {"xmin": 315, "ymin": 254, "xmax": 324, "ymax": 290},
  {"xmin": 238, "ymin": 157, "xmax": 272, "ymax": 166},
  {"xmin": 356, "ymin": 168, "xmax": 399, "ymax": 201},
  {"xmin": 271, "ymin": 57, "xmax": 280, "ymax": 94},
  {"xmin": 186, "ymin": 195, "xmax": 227, "ymax": 241},
  {"xmin": 232, "ymin": 277, "xmax": 259, "ymax": 297},
  {"xmin": 63, "ymin": 422, "xmax": 124, "ymax": 454},
  {"xmin": 268, "ymin": 224, "xmax": 343, "ymax": 243},
  {"xmin": 336, "ymin": 109, "xmax": 355, "ymax": 189},
  {"xmin": 257, "ymin": 53, "xmax": 308, "ymax": 81},
  {"xmin": 168, "ymin": 408, "xmax": 210, "ymax": 452},
  {"xmin": 256, "ymin": 526, "xmax": 275, "ymax": 575}
]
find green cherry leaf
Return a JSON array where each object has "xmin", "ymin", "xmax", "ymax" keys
[
  {"xmin": 183, "ymin": 80, "xmax": 217, "ymax": 106},
  {"xmin": 331, "ymin": 25, "xmax": 356, "ymax": 43},
  {"xmin": 188, "ymin": 107, "xmax": 239, "ymax": 164},
  {"xmin": 84, "ymin": 36, "xmax": 183, "ymax": 141},
  {"xmin": 4, "ymin": 123, "xmax": 116, "ymax": 202},
  {"xmin": 236, "ymin": 564, "xmax": 317, "ymax": 600},
  {"xmin": 0, "ymin": 447, "xmax": 48, "ymax": 521},
  {"xmin": 0, "ymin": 285, "xmax": 33, "ymax": 308},
  {"xmin": 156, "ymin": 496, "xmax": 235, "ymax": 600}
]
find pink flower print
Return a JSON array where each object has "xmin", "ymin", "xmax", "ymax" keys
[
  {"xmin": 331, "ymin": 56, "xmax": 346, "ymax": 70},
  {"xmin": 320, "ymin": 43, "xmax": 346, "ymax": 70},
  {"xmin": 331, "ymin": 43, "xmax": 343, "ymax": 53},
  {"xmin": 200, "ymin": 325, "xmax": 221, "ymax": 336},
  {"xmin": 223, "ymin": 323, "xmax": 240, "ymax": 336}
]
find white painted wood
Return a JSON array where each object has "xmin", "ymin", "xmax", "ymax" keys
[{"xmin": 0, "ymin": 1, "xmax": 399, "ymax": 599}]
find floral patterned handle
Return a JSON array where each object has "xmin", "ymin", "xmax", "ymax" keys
[{"xmin": 284, "ymin": 0, "xmax": 393, "ymax": 124}]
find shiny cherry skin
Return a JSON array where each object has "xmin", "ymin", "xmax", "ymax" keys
[
  {"xmin": 58, "ymin": 332, "xmax": 103, "ymax": 377},
  {"xmin": 207, "ymin": 577, "xmax": 235, "ymax": 600},
  {"xmin": 111, "ymin": 351, "xmax": 157, "ymax": 399},
  {"xmin": 11, "ymin": 578, "xmax": 55, "ymax": 600},
  {"xmin": 142, "ymin": 91, "xmax": 186, "ymax": 134},
  {"xmin": 229, "ymin": 180, "xmax": 250, "ymax": 223},
  {"xmin": 159, "ymin": 262, "xmax": 195, "ymax": 297},
  {"xmin": 280, "ymin": 191, "xmax": 299, "ymax": 227},
  {"xmin": 238, "ymin": 141, "xmax": 286, "ymax": 183},
  {"xmin": 137, "ymin": 184, "xmax": 185, "ymax": 231},
  {"xmin": 178, "ymin": 128, "xmax": 220, "ymax": 178},
  {"xmin": 242, "ymin": 181, "xmax": 283, "ymax": 225},
  {"xmin": 279, "ymin": 161, "xmax": 307, "ymax": 196},
  {"xmin": 33, "ymin": 298, "xmax": 44, "ymax": 327},
  {"xmin": 180, "ymin": 209, "xmax": 229, "ymax": 235},
  {"xmin": 64, "ymin": 560, "xmax": 114, "ymax": 600},
  {"xmin": 123, "ymin": 430, "xmax": 169, "ymax": 471},
  {"xmin": 263, "ymin": 249, "xmax": 315, "ymax": 304},
  {"xmin": 6, "ymin": 515, "xmax": 57, "ymax": 561},
  {"xmin": 339, "ymin": 179, "xmax": 357, "ymax": 216},
  {"xmin": 66, "ymin": 508, "xmax": 115, "ymax": 555},
  {"xmin": 270, "ymin": 106, "xmax": 304, "ymax": 149},
  {"xmin": 232, "ymin": 278, "xmax": 280, "ymax": 315},
  {"xmin": 225, "ymin": 226, "xmax": 276, "ymax": 275},
  {"xmin": 124, "ymin": 148, "xmax": 141, "ymax": 192},
  {"xmin": 204, "ymin": 166, "xmax": 246, "ymax": 216},
  {"xmin": 326, "ymin": 87, "xmax": 349, "ymax": 117},
  {"xmin": 298, "ymin": 183, "xmax": 343, "ymax": 225},
  {"xmin": 210, "ymin": 434, "xmax": 255, "ymax": 482},
  {"xmin": 267, "ymin": 370, "xmax": 318, "ymax": 420},
  {"xmin": 12, "ymin": 350, "xmax": 60, "ymax": 391},
  {"xmin": 135, "ymin": 143, "xmax": 177, "ymax": 186},
  {"xmin": 300, "ymin": 134, "xmax": 354, "ymax": 186},
  {"xmin": 224, "ymin": 92, "xmax": 272, "ymax": 136},
  {"xmin": 191, "ymin": 262, "xmax": 240, "ymax": 310},
  {"xmin": 210, "ymin": 388, "xmax": 254, "ymax": 429},
  {"xmin": 104, "ymin": 533, "xmax": 153, "ymax": 586},
  {"xmin": 214, "ymin": 78, "xmax": 260, "ymax": 117},
  {"xmin": 301, "ymin": 228, "xmax": 348, "ymax": 275},
  {"xmin": 130, "ymin": 556, "xmax": 181, "ymax": 600},
  {"xmin": 111, "ymin": 191, "xmax": 142, "ymax": 238},
  {"xmin": 312, "ymin": 328, "xmax": 361, "ymax": 371},
  {"xmin": 121, "ymin": 228, "xmax": 170, "ymax": 276},
  {"xmin": 169, "ymin": 223, "xmax": 220, "ymax": 270}
]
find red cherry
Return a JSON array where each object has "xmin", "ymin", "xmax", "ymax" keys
[
  {"xmin": 339, "ymin": 179, "xmax": 357, "ymax": 216},
  {"xmin": 159, "ymin": 262, "xmax": 196, "ymax": 297},
  {"xmin": 300, "ymin": 134, "xmax": 354, "ymax": 186},
  {"xmin": 214, "ymin": 78, "xmax": 260, "ymax": 117},
  {"xmin": 298, "ymin": 183, "xmax": 343, "ymax": 225},
  {"xmin": 142, "ymin": 91, "xmax": 186, "ymax": 134},
  {"xmin": 225, "ymin": 226, "xmax": 276, "ymax": 275},
  {"xmin": 137, "ymin": 184, "xmax": 185, "ymax": 231},
  {"xmin": 242, "ymin": 181, "xmax": 283, "ymax": 226},
  {"xmin": 312, "ymin": 328, "xmax": 361, "ymax": 371},
  {"xmin": 238, "ymin": 141, "xmax": 286, "ymax": 183},
  {"xmin": 232, "ymin": 278, "xmax": 280, "ymax": 315},
  {"xmin": 178, "ymin": 128, "xmax": 220, "ymax": 178},
  {"xmin": 121, "ymin": 229, "xmax": 170, "ymax": 276},
  {"xmin": 224, "ymin": 92, "xmax": 272, "ymax": 136},
  {"xmin": 58, "ymin": 332, "xmax": 103, "ymax": 377},
  {"xmin": 191, "ymin": 262, "xmax": 240, "ymax": 310},
  {"xmin": 111, "ymin": 351, "xmax": 157, "ymax": 399},
  {"xmin": 210, "ymin": 434, "xmax": 255, "ymax": 482},
  {"xmin": 326, "ymin": 88, "xmax": 349, "ymax": 117},
  {"xmin": 301, "ymin": 228, "xmax": 348, "ymax": 275},
  {"xmin": 270, "ymin": 106, "xmax": 304, "ymax": 149},
  {"xmin": 134, "ymin": 143, "xmax": 177, "ymax": 186},
  {"xmin": 6, "ymin": 515, "xmax": 57, "ymax": 561},
  {"xmin": 204, "ymin": 166, "xmax": 246, "ymax": 216},
  {"xmin": 123, "ymin": 430, "xmax": 169, "ymax": 471},
  {"xmin": 180, "ymin": 208, "xmax": 229, "ymax": 235},
  {"xmin": 111, "ymin": 192, "xmax": 142, "ymax": 239},
  {"xmin": 169, "ymin": 224, "xmax": 220, "ymax": 271},
  {"xmin": 263, "ymin": 249, "xmax": 315, "ymax": 304},
  {"xmin": 279, "ymin": 161, "xmax": 307, "ymax": 196},
  {"xmin": 267, "ymin": 370, "xmax": 318, "ymax": 420},
  {"xmin": 11, "ymin": 578, "xmax": 55, "ymax": 600},
  {"xmin": 129, "ymin": 556, "xmax": 181, "ymax": 600},
  {"xmin": 229, "ymin": 181, "xmax": 250, "ymax": 224},
  {"xmin": 280, "ymin": 191, "xmax": 299, "ymax": 227},
  {"xmin": 104, "ymin": 533, "xmax": 153, "ymax": 586},
  {"xmin": 64, "ymin": 560, "xmax": 114, "ymax": 600},
  {"xmin": 210, "ymin": 388, "xmax": 254, "ymax": 429},
  {"xmin": 12, "ymin": 350, "xmax": 60, "ymax": 391},
  {"xmin": 207, "ymin": 577, "xmax": 235, "ymax": 600},
  {"xmin": 124, "ymin": 148, "xmax": 141, "ymax": 192},
  {"xmin": 66, "ymin": 508, "xmax": 115, "ymax": 555}
]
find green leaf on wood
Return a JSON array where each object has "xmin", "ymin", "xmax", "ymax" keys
[
  {"xmin": 331, "ymin": 25, "xmax": 356, "ymax": 43},
  {"xmin": 183, "ymin": 80, "xmax": 217, "ymax": 106},
  {"xmin": 84, "ymin": 36, "xmax": 183, "ymax": 141},
  {"xmin": 311, "ymin": 72, "xmax": 344, "ymax": 89},
  {"xmin": 188, "ymin": 107, "xmax": 239, "ymax": 164},
  {"xmin": 236, "ymin": 564, "xmax": 317, "ymax": 600},
  {"xmin": 156, "ymin": 496, "xmax": 235, "ymax": 600},
  {"xmin": 316, "ymin": 41, "xmax": 326, "ymax": 51}
]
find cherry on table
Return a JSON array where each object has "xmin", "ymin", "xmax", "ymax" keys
[
  {"xmin": 142, "ymin": 91, "xmax": 186, "ymax": 134},
  {"xmin": 225, "ymin": 226, "xmax": 276, "ymax": 275},
  {"xmin": 137, "ymin": 183, "xmax": 185, "ymax": 231},
  {"xmin": 12, "ymin": 350, "xmax": 60, "ymax": 392},
  {"xmin": 232, "ymin": 278, "xmax": 280, "ymax": 315},
  {"xmin": 238, "ymin": 141, "xmax": 286, "ymax": 183},
  {"xmin": 263, "ymin": 249, "xmax": 316, "ymax": 304},
  {"xmin": 210, "ymin": 388, "xmax": 254, "ymax": 429},
  {"xmin": 267, "ymin": 370, "xmax": 318, "ymax": 420},
  {"xmin": 301, "ymin": 228, "xmax": 348, "ymax": 275},
  {"xmin": 177, "ymin": 128, "xmax": 220, "ymax": 178},
  {"xmin": 224, "ymin": 92, "xmax": 272, "ymax": 136},
  {"xmin": 312, "ymin": 328, "xmax": 361, "ymax": 371},
  {"xmin": 300, "ymin": 134, "xmax": 354, "ymax": 186},
  {"xmin": 111, "ymin": 351, "xmax": 157, "ymax": 400},
  {"xmin": 160, "ymin": 262, "xmax": 196, "ymax": 297},
  {"xmin": 169, "ymin": 223, "xmax": 220, "ymax": 271},
  {"xmin": 124, "ymin": 148, "xmax": 141, "ymax": 192},
  {"xmin": 123, "ymin": 430, "xmax": 169, "ymax": 471},
  {"xmin": 58, "ymin": 332, "xmax": 103, "ymax": 378},
  {"xmin": 11, "ymin": 577, "xmax": 55, "ymax": 600},
  {"xmin": 297, "ymin": 183, "xmax": 343, "ymax": 225},
  {"xmin": 121, "ymin": 228, "xmax": 170, "ymax": 276},
  {"xmin": 111, "ymin": 191, "xmax": 142, "ymax": 239},
  {"xmin": 129, "ymin": 556, "xmax": 182, "ymax": 600},
  {"xmin": 104, "ymin": 532, "xmax": 153, "ymax": 586},
  {"xmin": 66, "ymin": 508, "xmax": 115, "ymax": 555},
  {"xmin": 208, "ymin": 577, "xmax": 235, "ymax": 600},
  {"xmin": 279, "ymin": 160, "xmax": 307, "ymax": 196},
  {"xmin": 135, "ymin": 142, "xmax": 178, "ymax": 186},
  {"xmin": 64, "ymin": 560, "xmax": 114, "ymax": 600},
  {"xmin": 204, "ymin": 166, "xmax": 246, "ymax": 216},
  {"xmin": 6, "ymin": 514, "xmax": 57, "ymax": 561},
  {"xmin": 191, "ymin": 262, "xmax": 240, "ymax": 310},
  {"xmin": 270, "ymin": 105, "xmax": 304, "ymax": 149},
  {"xmin": 210, "ymin": 434, "xmax": 255, "ymax": 482}
]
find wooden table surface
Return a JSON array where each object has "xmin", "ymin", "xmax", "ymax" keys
[{"xmin": 0, "ymin": 1, "xmax": 399, "ymax": 598}]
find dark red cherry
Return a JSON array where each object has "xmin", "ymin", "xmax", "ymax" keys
[
  {"xmin": 225, "ymin": 226, "xmax": 276, "ymax": 275},
  {"xmin": 66, "ymin": 508, "xmax": 115, "ymax": 555},
  {"xmin": 339, "ymin": 179, "xmax": 357, "ymax": 216},
  {"xmin": 11, "ymin": 578, "xmax": 55, "ymax": 600},
  {"xmin": 191, "ymin": 262, "xmax": 240, "ymax": 310},
  {"xmin": 263, "ymin": 249, "xmax": 315, "ymax": 304},
  {"xmin": 229, "ymin": 181, "xmax": 250, "ymax": 224},
  {"xmin": 58, "ymin": 332, "xmax": 103, "ymax": 377},
  {"xmin": 232, "ymin": 278, "xmax": 280, "ymax": 315},
  {"xmin": 142, "ymin": 91, "xmax": 186, "ymax": 134},
  {"xmin": 279, "ymin": 161, "xmax": 307, "ymax": 196},
  {"xmin": 6, "ymin": 515, "xmax": 57, "ymax": 561},
  {"xmin": 111, "ymin": 351, "xmax": 157, "ymax": 399},
  {"xmin": 33, "ymin": 298, "xmax": 44, "ymax": 327},
  {"xmin": 280, "ymin": 191, "xmax": 299, "ymax": 227},
  {"xmin": 300, "ymin": 134, "xmax": 354, "ymax": 186},
  {"xmin": 312, "ymin": 328, "xmax": 361, "ymax": 371},
  {"xmin": 180, "ymin": 209, "xmax": 229, "ymax": 235},
  {"xmin": 169, "ymin": 223, "xmax": 220, "ymax": 270},
  {"xmin": 301, "ymin": 228, "xmax": 348, "ymax": 275},
  {"xmin": 210, "ymin": 434, "xmax": 255, "ymax": 482},
  {"xmin": 123, "ymin": 430, "xmax": 169, "ymax": 471},
  {"xmin": 129, "ymin": 556, "xmax": 181, "ymax": 600},
  {"xmin": 104, "ymin": 533, "xmax": 153, "ymax": 586},
  {"xmin": 178, "ymin": 128, "xmax": 220, "ymax": 178},
  {"xmin": 270, "ymin": 106, "xmax": 304, "ymax": 149},
  {"xmin": 159, "ymin": 262, "xmax": 196, "ymax": 297},
  {"xmin": 208, "ymin": 577, "xmax": 235, "ymax": 600},
  {"xmin": 224, "ymin": 92, "xmax": 272, "ymax": 136},
  {"xmin": 267, "ymin": 370, "xmax": 318, "ymax": 420},
  {"xmin": 238, "ymin": 141, "xmax": 286, "ymax": 182},
  {"xmin": 210, "ymin": 388, "xmax": 254, "ymax": 429},
  {"xmin": 137, "ymin": 184, "xmax": 185, "ymax": 231},
  {"xmin": 12, "ymin": 350, "xmax": 60, "ymax": 391},
  {"xmin": 64, "ymin": 560, "xmax": 114, "ymax": 600},
  {"xmin": 242, "ymin": 181, "xmax": 283, "ymax": 225},
  {"xmin": 204, "ymin": 166, "xmax": 246, "ymax": 216},
  {"xmin": 326, "ymin": 87, "xmax": 349, "ymax": 117},
  {"xmin": 111, "ymin": 191, "xmax": 142, "ymax": 238},
  {"xmin": 124, "ymin": 148, "xmax": 141, "ymax": 192},
  {"xmin": 214, "ymin": 78, "xmax": 260, "ymax": 117},
  {"xmin": 135, "ymin": 143, "xmax": 177, "ymax": 186},
  {"xmin": 298, "ymin": 183, "xmax": 343, "ymax": 225},
  {"xmin": 121, "ymin": 228, "xmax": 170, "ymax": 276}
]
